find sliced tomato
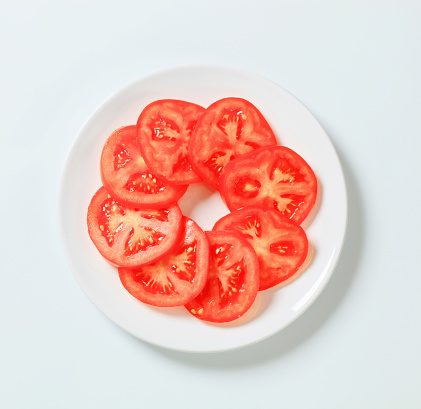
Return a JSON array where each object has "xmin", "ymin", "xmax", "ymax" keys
[
  {"xmin": 118, "ymin": 217, "xmax": 209, "ymax": 307},
  {"xmin": 100, "ymin": 125, "xmax": 187, "ymax": 209},
  {"xmin": 136, "ymin": 99, "xmax": 205, "ymax": 185},
  {"xmin": 189, "ymin": 97, "xmax": 278, "ymax": 190},
  {"xmin": 219, "ymin": 146, "xmax": 317, "ymax": 224},
  {"xmin": 87, "ymin": 187, "xmax": 182, "ymax": 268},
  {"xmin": 185, "ymin": 231, "xmax": 259, "ymax": 323},
  {"xmin": 213, "ymin": 206, "xmax": 308, "ymax": 291}
]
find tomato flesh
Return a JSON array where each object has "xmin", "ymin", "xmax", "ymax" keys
[
  {"xmin": 185, "ymin": 231, "xmax": 259, "ymax": 323},
  {"xmin": 87, "ymin": 187, "xmax": 182, "ymax": 268},
  {"xmin": 219, "ymin": 146, "xmax": 317, "ymax": 224},
  {"xmin": 189, "ymin": 97, "xmax": 278, "ymax": 189},
  {"xmin": 118, "ymin": 217, "xmax": 209, "ymax": 307},
  {"xmin": 213, "ymin": 206, "xmax": 308, "ymax": 291},
  {"xmin": 100, "ymin": 125, "xmax": 187, "ymax": 209},
  {"xmin": 136, "ymin": 99, "xmax": 205, "ymax": 185}
]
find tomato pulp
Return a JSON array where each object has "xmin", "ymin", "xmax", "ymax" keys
[
  {"xmin": 185, "ymin": 230, "xmax": 260, "ymax": 323},
  {"xmin": 118, "ymin": 217, "xmax": 209, "ymax": 307},
  {"xmin": 219, "ymin": 146, "xmax": 317, "ymax": 224},
  {"xmin": 100, "ymin": 125, "xmax": 187, "ymax": 209},
  {"xmin": 87, "ymin": 187, "xmax": 183, "ymax": 268},
  {"xmin": 189, "ymin": 97, "xmax": 278, "ymax": 189},
  {"xmin": 213, "ymin": 206, "xmax": 308, "ymax": 291},
  {"xmin": 136, "ymin": 99, "xmax": 205, "ymax": 185}
]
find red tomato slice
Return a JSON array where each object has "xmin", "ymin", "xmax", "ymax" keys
[
  {"xmin": 189, "ymin": 97, "xmax": 278, "ymax": 190},
  {"xmin": 100, "ymin": 125, "xmax": 188, "ymax": 209},
  {"xmin": 219, "ymin": 146, "xmax": 317, "ymax": 224},
  {"xmin": 213, "ymin": 206, "xmax": 308, "ymax": 291},
  {"xmin": 118, "ymin": 217, "xmax": 209, "ymax": 307},
  {"xmin": 185, "ymin": 230, "xmax": 259, "ymax": 323},
  {"xmin": 136, "ymin": 99, "xmax": 205, "ymax": 185},
  {"xmin": 87, "ymin": 187, "xmax": 183, "ymax": 268}
]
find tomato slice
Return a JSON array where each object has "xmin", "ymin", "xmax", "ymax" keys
[
  {"xmin": 87, "ymin": 187, "xmax": 183, "ymax": 268},
  {"xmin": 136, "ymin": 99, "xmax": 205, "ymax": 185},
  {"xmin": 219, "ymin": 146, "xmax": 317, "ymax": 224},
  {"xmin": 118, "ymin": 217, "xmax": 209, "ymax": 307},
  {"xmin": 100, "ymin": 125, "xmax": 188, "ymax": 209},
  {"xmin": 185, "ymin": 231, "xmax": 259, "ymax": 323},
  {"xmin": 189, "ymin": 97, "xmax": 278, "ymax": 190},
  {"xmin": 213, "ymin": 206, "xmax": 308, "ymax": 291}
]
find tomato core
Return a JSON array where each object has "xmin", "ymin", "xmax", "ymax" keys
[
  {"xmin": 152, "ymin": 117, "xmax": 180, "ymax": 141},
  {"xmin": 133, "ymin": 269, "xmax": 178, "ymax": 296},
  {"xmin": 124, "ymin": 227, "xmax": 165, "ymax": 256},
  {"xmin": 169, "ymin": 243, "xmax": 197, "ymax": 282},
  {"xmin": 129, "ymin": 241, "xmax": 199, "ymax": 294},
  {"xmin": 217, "ymin": 109, "xmax": 246, "ymax": 141},
  {"xmin": 204, "ymin": 151, "xmax": 229, "ymax": 177},
  {"xmin": 236, "ymin": 215, "xmax": 262, "ymax": 239}
]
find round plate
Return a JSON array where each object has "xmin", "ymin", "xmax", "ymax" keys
[{"xmin": 59, "ymin": 65, "xmax": 347, "ymax": 353}]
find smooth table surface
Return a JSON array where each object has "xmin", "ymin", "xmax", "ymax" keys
[{"xmin": 1, "ymin": 1, "xmax": 420, "ymax": 408}]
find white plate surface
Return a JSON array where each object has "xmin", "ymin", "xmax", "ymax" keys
[{"xmin": 59, "ymin": 65, "xmax": 347, "ymax": 353}]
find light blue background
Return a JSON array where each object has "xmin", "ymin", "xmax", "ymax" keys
[{"xmin": 1, "ymin": 1, "xmax": 420, "ymax": 408}]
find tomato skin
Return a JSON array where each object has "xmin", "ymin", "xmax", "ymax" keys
[
  {"xmin": 185, "ymin": 230, "xmax": 260, "ymax": 323},
  {"xmin": 136, "ymin": 99, "xmax": 205, "ymax": 185},
  {"xmin": 189, "ymin": 97, "xmax": 278, "ymax": 190},
  {"xmin": 213, "ymin": 206, "xmax": 308, "ymax": 291},
  {"xmin": 219, "ymin": 146, "xmax": 317, "ymax": 224},
  {"xmin": 100, "ymin": 125, "xmax": 188, "ymax": 209},
  {"xmin": 87, "ymin": 187, "xmax": 183, "ymax": 268},
  {"xmin": 118, "ymin": 217, "xmax": 209, "ymax": 307}
]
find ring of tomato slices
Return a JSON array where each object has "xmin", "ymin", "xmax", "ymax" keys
[
  {"xmin": 219, "ymin": 146, "xmax": 317, "ymax": 224},
  {"xmin": 189, "ymin": 97, "xmax": 278, "ymax": 190},
  {"xmin": 118, "ymin": 217, "xmax": 209, "ymax": 307},
  {"xmin": 213, "ymin": 206, "xmax": 308, "ymax": 291},
  {"xmin": 85, "ymin": 95, "xmax": 318, "ymax": 325},
  {"xmin": 100, "ymin": 125, "xmax": 188, "ymax": 209},
  {"xmin": 185, "ymin": 230, "xmax": 260, "ymax": 323},
  {"xmin": 136, "ymin": 99, "xmax": 205, "ymax": 185},
  {"xmin": 87, "ymin": 187, "xmax": 183, "ymax": 268}
]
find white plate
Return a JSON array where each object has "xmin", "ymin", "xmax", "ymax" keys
[{"xmin": 59, "ymin": 65, "xmax": 347, "ymax": 353}]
